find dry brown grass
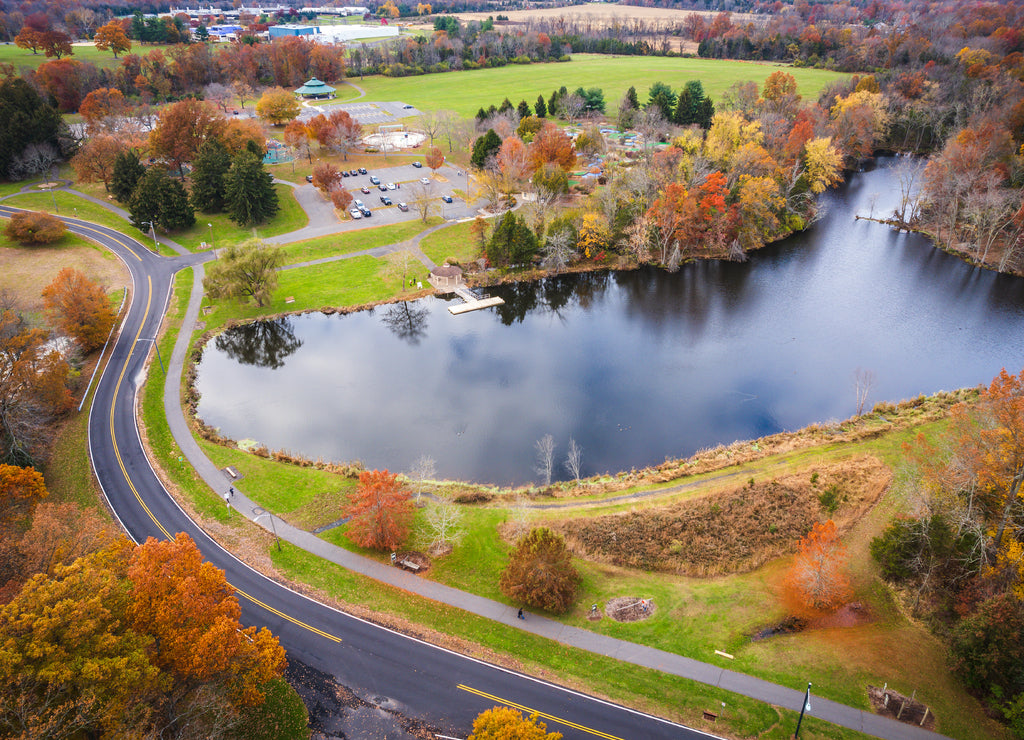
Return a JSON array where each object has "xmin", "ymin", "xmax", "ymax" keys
[
  {"xmin": 554, "ymin": 455, "xmax": 891, "ymax": 577},
  {"xmin": 0, "ymin": 238, "xmax": 129, "ymax": 313}
]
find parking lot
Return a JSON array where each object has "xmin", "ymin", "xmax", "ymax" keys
[{"xmin": 329, "ymin": 162, "xmax": 476, "ymax": 226}]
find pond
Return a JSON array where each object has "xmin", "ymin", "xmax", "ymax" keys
[{"xmin": 195, "ymin": 158, "xmax": 1024, "ymax": 485}]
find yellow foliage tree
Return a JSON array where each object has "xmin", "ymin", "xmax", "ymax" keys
[
  {"xmin": 255, "ymin": 87, "xmax": 301, "ymax": 126},
  {"xmin": 803, "ymin": 137, "xmax": 844, "ymax": 194},
  {"xmin": 704, "ymin": 111, "xmax": 763, "ymax": 171},
  {"xmin": 577, "ymin": 212, "xmax": 612, "ymax": 258},
  {"xmin": 469, "ymin": 706, "xmax": 563, "ymax": 739}
]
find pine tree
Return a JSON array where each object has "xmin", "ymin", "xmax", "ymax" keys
[
  {"xmin": 189, "ymin": 139, "xmax": 230, "ymax": 213},
  {"xmin": 534, "ymin": 94, "xmax": 547, "ymax": 118},
  {"xmin": 224, "ymin": 150, "xmax": 279, "ymax": 227},
  {"xmin": 129, "ymin": 167, "xmax": 195, "ymax": 233},
  {"xmin": 497, "ymin": 97, "xmax": 513, "ymax": 114},
  {"xmin": 486, "ymin": 211, "xmax": 538, "ymax": 267},
  {"xmin": 475, "ymin": 106, "xmax": 488, "ymax": 123},
  {"xmin": 673, "ymin": 85, "xmax": 694, "ymax": 126},
  {"xmin": 625, "ymin": 85, "xmax": 639, "ymax": 110},
  {"xmin": 161, "ymin": 176, "xmax": 195, "ymax": 231},
  {"xmin": 517, "ymin": 100, "xmax": 531, "ymax": 119},
  {"xmin": 470, "ymin": 129, "xmax": 502, "ymax": 169},
  {"xmin": 111, "ymin": 149, "xmax": 145, "ymax": 203}
]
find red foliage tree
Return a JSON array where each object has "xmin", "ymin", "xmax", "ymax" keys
[
  {"xmin": 311, "ymin": 162, "xmax": 342, "ymax": 194},
  {"xmin": 527, "ymin": 122, "xmax": 576, "ymax": 173},
  {"xmin": 330, "ymin": 187, "xmax": 353, "ymax": 211},
  {"xmin": 425, "ymin": 146, "xmax": 445, "ymax": 173},
  {"xmin": 343, "ymin": 469, "xmax": 413, "ymax": 551}
]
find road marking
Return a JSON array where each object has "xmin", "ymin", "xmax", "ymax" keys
[
  {"xmin": 75, "ymin": 222, "xmax": 143, "ymax": 261},
  {"xmin": 457, "ymin": 684, "xmax": 625, "ymax": 739},
  {"xmin": 103, "ymin": 274, "xmax": 342, "ymax": 644},
  {"xmin": 234, "ymin": 587, "xmax": 342, "ymax": 643}
]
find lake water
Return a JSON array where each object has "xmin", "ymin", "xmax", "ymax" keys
[{"xmin": 195, "ymin": 159, "xmax": 1024, "ymax": 485}]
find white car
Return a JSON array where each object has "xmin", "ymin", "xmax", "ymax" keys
[
  {"xmin": 349, "ymin": 209, "xmax": 362, "ymax": 219},
  {"xmin": 419, "ymin": 177, "xmax": 430, "ymax": 185},
  {"xmin": 386, "ymin": 182, "xmax": 397, "ymax": 190},
  {"xmin": 354, "ymin": 199, "xmax": 364, "ymax": 208}
]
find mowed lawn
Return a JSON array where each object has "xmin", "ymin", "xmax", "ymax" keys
[
  {"xmin": 354, "ymin": 54, "xmax": 849, "ymax": 117},
  {"xmin": 0, "ymin": 42, "xmax": 145, "ymax": 71}
]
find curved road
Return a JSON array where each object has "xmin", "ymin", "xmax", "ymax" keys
[{"xmin": 2, "ymin": 206, "xmax": 709, "ymax": 740}]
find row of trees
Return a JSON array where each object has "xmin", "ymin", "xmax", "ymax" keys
[{"xmin": 870, "ymin": 367, "xmax": 1024, "ymax": 734}]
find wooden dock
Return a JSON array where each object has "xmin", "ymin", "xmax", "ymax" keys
[{"xmin": 448, "ymin": 285, "xmax": 504, "ymax": 314}]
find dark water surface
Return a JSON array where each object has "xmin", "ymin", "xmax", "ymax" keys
[{"xmin": 195, "ymin": 159, "xmax": 1024, "ymax": 485}]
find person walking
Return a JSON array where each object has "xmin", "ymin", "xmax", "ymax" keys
[{"xmin": 517, "ymin": 608, "xmax": 524, "ymax": 620}]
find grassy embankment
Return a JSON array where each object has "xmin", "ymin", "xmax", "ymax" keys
[
  {"xmin": 0, "ymin": 42, "xmax": 143, "ymax": 70},
  {"xmin": 352, "ymin": 53, "xmax": 849, "ymax": 118},
  {"xmin": 9, "ymin": 183, "xmax": 308, "ymax": 255}
]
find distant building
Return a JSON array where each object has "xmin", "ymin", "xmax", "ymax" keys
[{"xmin": 269, "ymin": 24, "xmax": 318, "ymax": 37}]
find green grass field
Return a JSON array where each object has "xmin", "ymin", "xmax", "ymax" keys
[
  {"xmin": 354, "ymin": 54, "xmax": 849, "ymax": 117},
  {"xmin": 278, "ymin": 217, "xmax": 442, "ymax": 265},
  {"xmin": 0, "ymin": 42, "xmax": 151, "ymax": 71}
]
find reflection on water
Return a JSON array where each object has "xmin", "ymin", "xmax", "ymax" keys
[{"xmin": 196, "ymin": 159, "xmax": 1024, "ymax": 485}]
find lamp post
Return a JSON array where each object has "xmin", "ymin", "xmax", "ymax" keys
[
  {"xmin": 794, "ymin": 682, "xmax": 812, "ymax": 738},
  {"xmin": 253, "ymin": 508, "xmax": 282, "ymax": 551},
  {"xmin": 143, "ymin": 221, "xmax": 158, "ymax": 253},
  {"xmin": 207, "ymin": 222, "xmax": 213, "ymax": 248}
]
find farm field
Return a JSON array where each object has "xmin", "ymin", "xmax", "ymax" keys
[
  {"xmin": 354, "ymin": 54, "xmax": 849, "ymax": 117},
  {"xmin": 0, "ymin": 41, "xmax": 146, "ymax": 71},
  {"xmin": 407, "ymin": 3, "xmax": 762, "ymax": 30}
]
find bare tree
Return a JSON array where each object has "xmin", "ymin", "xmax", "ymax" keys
[
  {"xmin": 423, "ymin": 492, "xmax": 463, "ymax": 554},
  {"xmin": 620, "ymin": 211, "xmax": 651, "ymax": 263},
  {"xmin": 557, "ymin": 93, "xmax": 586, "ymax": 125},
  {"xmin": 542, "ymin": 229, "xmax": 576, "ymax": 271},
  {"xmin": 383, "ymin": 249, "xmax": 420, "ymax": 292},
  {"xmin": 854, "ymin": 367, "xmax": 876, "ymax": 416},
  {"xmin": 408, "ymin": 454, "xmax": 436, "ymax": 504},
  {"xmin": 203, "ymin": 83, "xmax": 233, "ymax": 114},
  {"xmin": 408, "ymin": 181, "xmax": 435, "ymax": 223},
  {"xmin": 564, "ymin": 438, "xmax": 583, "ymax": 481},
  {"xmin": 535, "ymin": 434, "xmax": 555, "ymax": 486},
  {"xmin": 436, "ymin": 109, "xmax": 460, "ymax": 152},
  {"xmin": 508, "ymin": 496, "xmax": 532, "ymax": 541},
  {"xmin": 633, "ymin": 106, "xmax": 668, "ymax": 164},
  {"xmin": 11, "ymin": 143, "xmax": 60, "ymax": 183},
  {"xmin": 232, "ymin": 81, "xmax": 255, "ymax": 110},
  {"xmin": 892, "ymin": 157, "xmax": 924, "ymax": 229},
  {"xmin": 419, "ymin": 110, "xmax": 441, "ymax": 146}
]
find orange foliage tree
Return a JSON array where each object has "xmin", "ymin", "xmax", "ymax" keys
[
  {"xmin": 0, "ymin": 464, "xmax": 47, "ymax": 530},
  {"xmin": 128, "ymin": 533, "xmax": 286, "ymax": 705},
  {"xmin": 70, "ymin": 134, "xmax": 127, "ymax": 192},
  {"xmin": 93, "ymin": 20, "xmax": 131, "ymax": 58},
  {"xmin": 343, "ymin": 469, "xmax": 413, "ymax": 551},
  {"xmin": 42, "ymin": 268, "xmax": 116, "ymax": 352},
  {"xmin": 3, "ymin": 210, "xmax": 65, "ymax": 245},
  {"xmin": 469, "ymin": 706, "xmax": 563, "ymax": 739},
  {"xmin": 148, "ymin": 99, "xmax": 227, "ymax": 178},
  {"xmin": 786, "ymin": 520, "xmax": 851, "ymax": 612},
  {"xmin": 78, "ymin": 87, "xmax": 130, "ymax": 134},
  {"xmin": 0, "ymin": 309, "xmax": 72, "ymax": 467},
  {"xmin": 19, "ymin": 501, "xmax": 119, "ymax": 578},
  {"xmin": 527, "ymin": 122, "xmax": 576, "ymax": 173},
  {"xmin": 425, "ymin": 146, "xmax": 445, "ymax": 173},
  {"xmin": 311, "ymin": 162, "xmax": 342, "ymax": 194}
]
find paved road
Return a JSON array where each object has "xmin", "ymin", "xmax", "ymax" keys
[{"xmin": 0, "ymin": 204, "xmax": 713, "ymax": 740}]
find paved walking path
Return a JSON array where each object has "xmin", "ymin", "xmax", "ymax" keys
[{"xmin": 9, "ymin": 179, "xmax": 953, "ymax": 740}]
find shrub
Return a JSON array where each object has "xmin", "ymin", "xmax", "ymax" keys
[
  {"xmin": 949, "ymin": 591, "xmax": 1024, "ymax": 701},
  {"xmin": 4, "ymin": 210, "xmax": 65, "ymax": 245},
  {"xmin": 499, "ymin": 527, "xmax": 580, "ymax": 614}
]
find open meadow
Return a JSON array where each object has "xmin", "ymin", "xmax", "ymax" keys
[
  {"xmin": 0, "ymin": 41, "xmax": 142, "ymax": 71},
  {"xmin": 354, "ymin": 54, "xmax": 848, "ymax": 117}
]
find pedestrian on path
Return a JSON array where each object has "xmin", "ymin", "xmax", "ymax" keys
[{"xmin": 517, "ymin": 608, "xmax": 524, "ymax": 620}]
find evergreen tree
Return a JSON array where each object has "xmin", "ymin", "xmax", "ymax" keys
[
  {"xmin": 470, "ymin": 129, "xmax": 502, "ymax": 169},
  {"xmin": 497, "ymin": 97, "xmax": 513, "ymax": 114},
  {"xmin": 646, "ymin": 81, "xmax": 676, "ymax": 120},
  {"xmin": 673, "ymin": 84, "xmax": 694, "ymax": 126},
  {"xmin": 161, "ymin": 177, "xmax": 195, "ymax": 231},
  {"xmin": 674, "ymin": 80, "xmax": 714, "ymax": 128},
  {"xmin": 625, "ymin": 85, "xmax": 639, "ymax": 110},
  {"xmin": 516, "ymin": 100, "xmax": 531, "ymax": 119},
  {"xmin": 111, "ymin": 149, "xmax": 145, "ymax": 203},
  {"xmin": 224, "ymin": 150, "xmax": 279, "ymax": 227},
  {"xmin": 548, "ymin": 89, "xmax": 560, "ymax": 114},
  {"xmin": 0, "ymin": 79, "xmax": 68, "ymax": 180},
  {"xmin": 475, "ymin": 106, "xmax": 488, "ymax": 123},
  {"xmin": 486, "ymin": 211, "xmax": 538, "ymax": 268},
  {"xmin": 534, "ymin": 94, "xmax": 547, "ymax": 118},
  {"xmin": 189, "ymin": 139, "xmax": 231, "ymax": 213},
  {"xmin": 129, "ymin": 167, "xmax": 195, "ymax": 233}
]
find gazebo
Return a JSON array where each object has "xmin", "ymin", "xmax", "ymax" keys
[
  {"xmin": 294, "ymin": 78, "xmax": 336, "ymax": 99},
  {"xmin": 429, "ymin": 264, "xmax": 464, "ymax": 289}
]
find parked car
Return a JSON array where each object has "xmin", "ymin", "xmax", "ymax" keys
[
  {"xmin": 341, "ymin": 170, "xmax": 350, "ymax": 177},
  {"xmin": 397, "ymin": 202, "xmax": 408, "ymax": 212},
  {"xmin": 305, "ymin": 175, "xmax": 313, "ymax": 182},
  {"xmin": 403, "ymin": 104, "xmax": 414, "ymax": 109},
  {"xmin": 419, "ymin": 177, "xmax": 430, "ymax": 185},
  {"xmin": 386, "ymin": 182, "xmax": 397, "ymax": 190},
  {"xmin": 411, "ymin": 161, "xmax": 423, "ymax": 168},
  {"xmin": 369, "ymin": 175, "xmax": 380, "ymax": 185},
  {"xmin": 380, "ymin": 195, "xmax": 392, "ymax": 205},
  {"xmin": 349, "ymin": 169, "xmax": 359, "ymax": 176},
  {"xmin": 358, "ymin": 167, "xmax": 367, "ymax": 174},
  {"xmin": 441, "ymin": 194, "xmax": 453, "ymax": 203},
  {"xmin": 377, "ymin": 183, "xmax": 387, "ymax": 191},
  {"xmin": 361, "ymin": 186, "xmax": 370, "ymax": 194},
  {"xmin": 360, "ymin": 207, "xmax": 372, "ymax": 217},
  {"xmin": 354, "ymin": 199, "xmax": 364, "ymax": 208},
  {"xmin": 349, "ymin": 209, "xmax": 362, "ymax": 219}
]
